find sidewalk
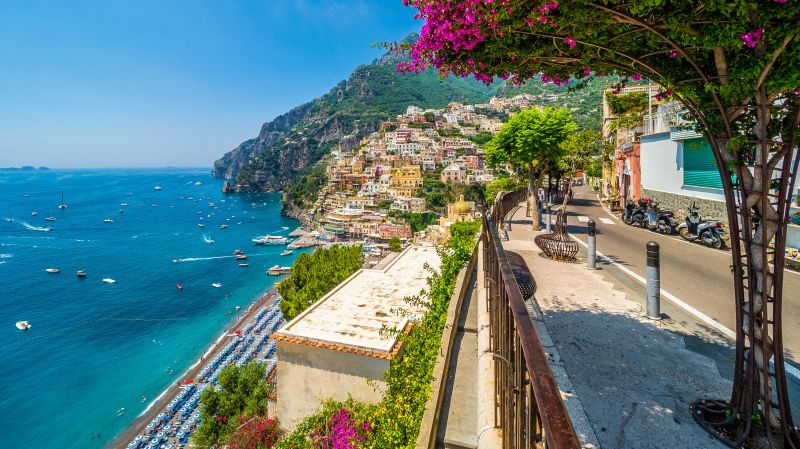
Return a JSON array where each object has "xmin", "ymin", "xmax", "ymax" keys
[{"xmin": 502, "ymin": 205, "xmax": 731, "ymax": 449}]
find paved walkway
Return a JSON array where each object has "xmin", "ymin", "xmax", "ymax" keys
[
  {"xmin": 502, "ymin": 204, "xmax": 731, "ymax": 449},
  {"xmin": 436, "ymin": 271, "xmax": 478, "ymax": 449}
]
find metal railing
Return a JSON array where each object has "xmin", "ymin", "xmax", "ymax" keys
[{"xmin": 478, "ymin": 188, "xmax": 580, "ymax": 449}]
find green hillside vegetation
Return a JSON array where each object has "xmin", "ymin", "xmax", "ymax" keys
[{"xmin": 277, "ymin": 245, "xmax": 364, "ymax": 320}]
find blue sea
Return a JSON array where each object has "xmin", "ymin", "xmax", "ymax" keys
[{"xmin": 0, "ymin": 169, "xmax": 300, "ymax": 449}]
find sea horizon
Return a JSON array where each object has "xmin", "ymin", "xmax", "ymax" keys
[{"xmin": 0, "ymin": 168, "xmax": 300, "ymax": 449}]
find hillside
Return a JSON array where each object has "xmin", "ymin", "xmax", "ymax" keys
[
  {"xmin": 213, "ymin": 45, "xmax": 606, "ymax": 194},
  {"xmin": 213, "ymin": 50, "xmax": 498, "ymax": 193}
]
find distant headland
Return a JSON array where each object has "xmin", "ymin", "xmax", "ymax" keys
[{"xmin": 0, "ymin": 166, "xmax": 50, "ymax": 171}]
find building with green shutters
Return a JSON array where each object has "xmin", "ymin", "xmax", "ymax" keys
[{"xmin": 638, "ymin": 108, "xmax": 729, "ymax": 223}]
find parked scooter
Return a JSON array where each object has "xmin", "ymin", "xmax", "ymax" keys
[
  {"xmin": 676, "ymin": 202, "xmax": 726, "ymax": 249},
  {"xmin": 642, "ymin": 201, "xmax": 678, "ymax": 234},
  {"xmin": 621, "ymin": 198, "xmax": 648, "ymax": 225}
]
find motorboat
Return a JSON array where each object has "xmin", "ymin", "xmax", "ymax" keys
[
  {"xmin": 16, "ymin": 321, "xmax": 31, "ymax": 330},
  {"xmin": 120, "ymin": 203, "xmax": 129, "ymax": 207},
  {"xmin": 172, "ymin": 259, "xmax": 183, "ymax": 263},
  {"xmin": 103, "ymin": 219, "xmax": 114, "ymax": 223},
  {"xmin": 198, "ymin": 223, "xmax": 205, "ymax": 228},
  {"xmin": 212, "ymin": 283, "xmax": 222, "ymax": 288},
  {"xmin": 76, "ymin": 270, "xmax": 87, "ymax": 278},
  {"xmin": 252, "ymin": 235, "xmax": 288, "ymax": 245},
  {"xmin": 267, "ymin": 265, "xmax": 291, "ymax": 276},
  {"xmin": 235, "ymin": 254, "xmax": 248, "ymax": 260},
  {"xmin": 176, "ymin": 284, "xmax": 183, "ymax": 290},
  {"xmin": 233, "ymin": 250, "xmax": 243, "ymax": 255},
  {"xmin": 102, "ymin": 278, "xmax": 116, "ymax": 284},
  {"xmin": 45, "ymin": 268, "xmax": 60, "ymax": 273},
  {"xmin": 4, "ymin": 217, "xmax": 12, "ymax": 222},
  {"xmin": 206, "ymin": 239, "xmax": 214, "ymax": 244},
  {"xmin": 220, "ymin": 224, "xmax": 228, "ymax": 229},
  {"xmin": 154, "ymin": 186, "xmax": 162, "ymax": 191},
  {"xmin": 194, "ymin": 181, "xmax": 202, "ymax": 187},
  {"xmin": 58, "ymin": 193, "xmax": 67, "ymax": 209},
  {"xmin": 238, "ymin": 263, "xmax": 249, "ymax": 267},
  {"xmin": 31, "ymin": 211, "xmax": 38, "ymax": 216},
  {"xmin": 119, "ymin": 209, "xmax": 124, "ymax": 214},
  {"xmin": 235, "ymin": 306, "xmax": 241, "ymax": 311},
  {"xmin": 45, "ymin": 217, "xmax": 56, "ymax": 222},
  {"xmin": 280, "ymin": 250, "xmax": 293, "ymax": 256}
]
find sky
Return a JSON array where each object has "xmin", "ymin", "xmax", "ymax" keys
[{"xmin": 0, "ymin": 0, "xmax": 420, "ymax": 168}]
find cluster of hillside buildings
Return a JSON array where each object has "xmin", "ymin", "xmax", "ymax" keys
[{"xmin": 312, "ymin": 97, "xmax": 532, "ymax": 241}]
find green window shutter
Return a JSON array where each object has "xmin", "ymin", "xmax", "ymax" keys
[{"xmin": 683, "ymin": 138, "xmax": 723, "ymax": 189}]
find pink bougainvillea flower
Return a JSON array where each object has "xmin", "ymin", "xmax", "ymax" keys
[
  {"xmin": 669, "ymin": 50, "xmax": 679, "ymax": 58},
  {"xmin": 563, "ymin": 37, "xmax": 576, "ymax": 49},
  {"xmin": 740, "ymin": 28, "xmax": 764, "ymax": 48}
]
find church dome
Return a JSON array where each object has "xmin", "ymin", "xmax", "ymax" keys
[{"xmin": 452, "ymin": 195, "xmax": 471, "ymax": 214}]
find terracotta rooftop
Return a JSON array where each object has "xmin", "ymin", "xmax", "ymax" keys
[{"xmin": 273, "ymin": 245, "xmax": 441, "ymax": 359}]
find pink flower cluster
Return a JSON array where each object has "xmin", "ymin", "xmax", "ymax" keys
[
  {"xmin": 312, "ymin": 408, "xmax": 372, "ymax": 449},
  {"xmin": 654, "ymin": 90, "xmax": 672, "ymax": 101},
  {"xmin": 741, "ymin": 28, "xmax": 764, "ymax": 48}
]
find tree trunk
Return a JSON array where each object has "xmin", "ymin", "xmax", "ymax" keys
[
  {"xmin": 692, "ymin": 95, "xmax": 800, "ymax": 448},
  {"xmin": 528, "ymin": 165, "xmax": 540, "ymax": 230}
]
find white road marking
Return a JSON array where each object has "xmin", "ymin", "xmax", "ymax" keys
[
  {"xmin": 570, "ymin": 233, "xmax": 800, "ymax": 381},
  {"xmin": 599, "ymin": 217, "xmax": 615, "ymax": 225},
  {"xmin": 577, "ymin": 216, "xmax": 589, "ymax": 223}
]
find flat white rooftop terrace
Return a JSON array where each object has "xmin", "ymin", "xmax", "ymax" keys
[{"xmin": 273, "ymin": 244, "xmax": 441, "ymax": 358}]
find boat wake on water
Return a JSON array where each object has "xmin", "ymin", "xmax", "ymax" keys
[
  {"xmin": 10, "ymin": 219, "xmax": 52, "ymax": 232},
  {"xmin": 202, "ymin": 234, "xmax": 214, "ymax": 244}
]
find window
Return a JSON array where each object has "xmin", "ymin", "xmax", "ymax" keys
[{"xmin": 683, "ymin": 138, "xmax": 723, "ymax": 189}]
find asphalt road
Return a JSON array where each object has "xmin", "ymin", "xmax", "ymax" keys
[{"xmin": 562, "ymin": 184, "xmax": 800, "ymax": 363}]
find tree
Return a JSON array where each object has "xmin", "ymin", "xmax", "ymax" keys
[
  {"xmin": 398, "ymin": 2, "xmax": 800, "ymax": 447},
  {"xmin": 559, "ymin": 129, "xmax": 603, "ymax": 175},
  {"xmin": 388, "ymin": 237, "xmax": 402, "ymax": 252},
  {"xmin": 278, "ymin": 245, "xmax": 363, "ymax": 320},
  {"xmin": 485, "ymin": 107, "xmax": 576, "ymax": 229},
  {"xmin": 194, "ymin": 362, "xmax": 272, "ymax": 449}
]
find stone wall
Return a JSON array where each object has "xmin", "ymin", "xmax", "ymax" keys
[{"xmin": 642, "ymin": 188, "xmax": 729, "ymax": 225}]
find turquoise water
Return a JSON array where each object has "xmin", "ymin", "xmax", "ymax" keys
[{"xmin": 0, "ymin": 169, "xmax": 299, "ymax": 449}]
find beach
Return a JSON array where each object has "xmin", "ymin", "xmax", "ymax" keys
[{"xmin": 107, "ymin": 288, "xmax": 281, "ymax": 449}]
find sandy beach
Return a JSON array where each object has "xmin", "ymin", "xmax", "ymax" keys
[{"xmin": 106, "ymin": 288, "xmax": 280, "ymax": 449}]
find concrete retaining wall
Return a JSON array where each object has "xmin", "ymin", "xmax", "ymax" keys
[{"xmin": 642, "ymin": 187, "xmax": 729, "ymax": 225}]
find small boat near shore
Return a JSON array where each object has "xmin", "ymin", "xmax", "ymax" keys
[
  {"xmin": 198, "ymin": 223, "xmax": 205, "ymax": 228},
  {"xmin": 238, "ymin": 263, "xmax": 249, "ymax": 267},
  {"xmin": 102, "ymin": 278, "xmax": 116, "ymax": 284},
  {"xmin": 267, "ymin": 265, "xmax": 291, "ymax": 276},
  {"xmin": 58, "ymin": 193, "xmax": 67, "ymax": 209},
  {"xmin": 280, "ymin": 250, "xmax": 293, "ymax": 256},
  {"xmin": 154, "ymin": 186, "xmax": 162, "ymax": 191},
  {"xmin": 176, "ymin": 284, "xmax": 183, "ymax": 290},
  {"xmin": 46, "ymin": 268, "xmax": 60, "ymax": 273},
  {"xmin": 103, "ymin": 218, "xmax": 114, "ymax": 223},
  {"xmin": 220, "ymin": 224, "xmax": 228, "ymax": 229},
  {"xmin": 45, "ymin": 216, "xmax": 56, "ymax": 222},
  {"xmin": 76, "ymin": 270, "xmax": 87, "ymax": 278},
  {"xmin": 235, "ymin": 254, "xmax": 248, "ymax": 260},
  {"xmin": 212, "ymin": 283, "xmax": 222, "ymax": 288},
  {"xmin": 252, "ymin": 235, "xmax": 288, "ymax": 245},
  {"xmin": 15, "ymin": 321, "xmax": 31, "ymax": 330},
  {"xmin": 31, "ymin": 211, "xmax": 38, "ymax": 216}
]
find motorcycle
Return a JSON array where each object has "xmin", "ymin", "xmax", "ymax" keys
[
  {"xmin": 642, "ymin": 201, "xmax": 678, "ymax": 234},
  {"xmin": 622, "ymin": 198, "xmax": 649, "ymax": 225},
  {"xmin": 676, "ymin": 202, "xmax": 726, "ymax": 249}
]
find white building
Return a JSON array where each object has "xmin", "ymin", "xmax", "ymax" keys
[{"xmin": 274, "ymin": 246, "xmax": 441, "ymax": 429}]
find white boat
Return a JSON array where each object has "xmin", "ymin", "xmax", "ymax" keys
[
  {"xmin": 102, "ymin": 278, "xmax": 116, "ymax": 284},
  {"xmin": 280, "ymin": 250, "xmax": 293, "ymax": 256},
  {"xmin": 103, "ymin": 219, "xmax": 114, "ymax": 223},
  {"xmin": 31, "ymin": 211, "xmax": 38, "ymax": 216},
  {"xmin": 252, "ymin": 235, "xmax": 288, "ymax": 245},
  {"xmin": 77, "ymin": 270, "xmax": 87, "ymax": 278},
  {"xmin": 58, "ymin": 193, "xmax": 67, "ymax": 209},
  {"xmin": 198, "ymin": 223, "xmax": 205, "ymax": 228},
  {"xmin": 45, "ymin": 217, "xmax": 56, "ymax": 222},
  {"xmin": 45, "ymin": 268, "xmax": 60, "ymax": 273},
  {"xmin": 15, "ymin": 321, "xmax": 31, "ymax": 330},
  {"xmin": 194, "ymin": 181, "xmax": 202, "ymax": 186},
  {"xmin": 154, "ymin": 186, "xmax": 162, "ymax": 191},
  {"xmin": 220, "ymin": 224, "xmax": 228, "ymax": 229},
  {"xmin": 206, "ymin": 239, "xmax": 214, "ymax": 244},
  {"xmin": 212, "ymin": 283, "xmax": 222, "ymax": 288},
  {"xmin": 120, "ymin": 203, "xmax": 129, "ymax": 207},
  {"xmin": 267, "ymin": 265, "xmax": 291, "ymax": 275}
]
